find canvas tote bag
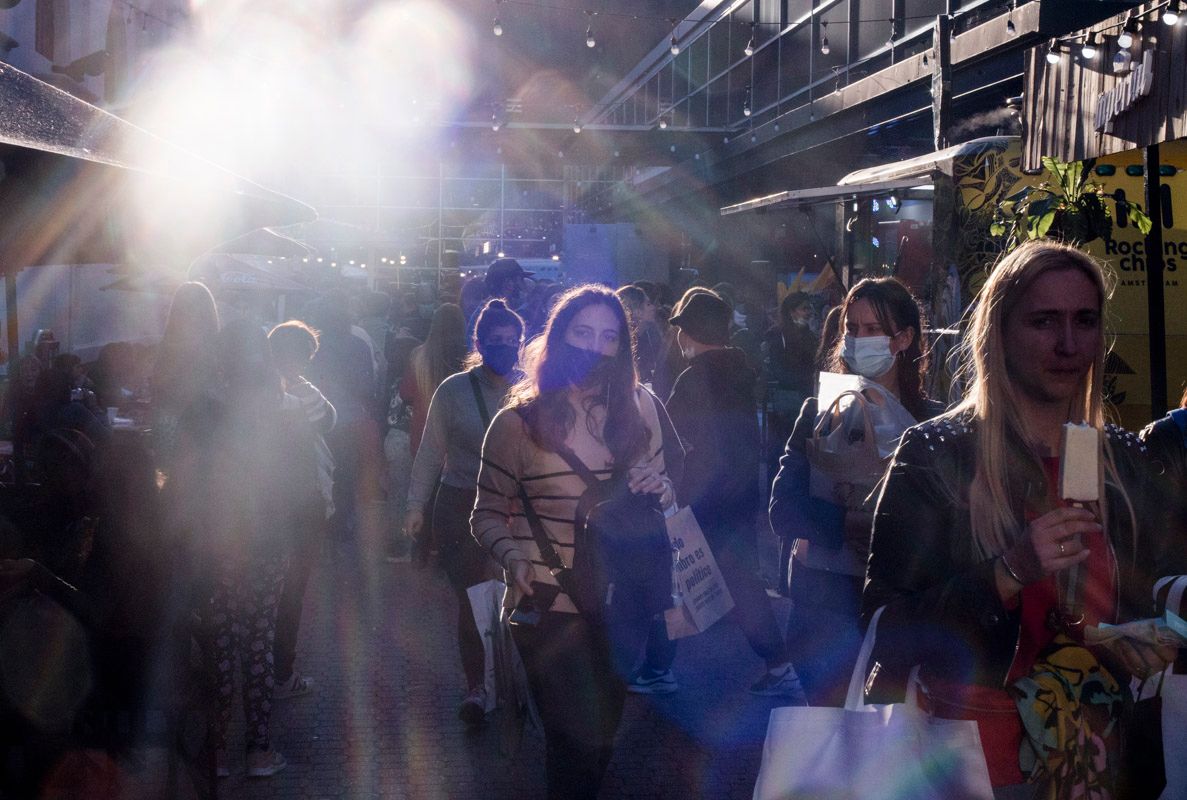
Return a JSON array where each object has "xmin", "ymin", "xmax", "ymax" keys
[{"xmin": 752, "ymin": 607, "xmax": 994, "ymax": 800}]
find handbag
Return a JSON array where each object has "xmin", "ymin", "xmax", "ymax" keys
[
  {"xmin": 752, "ymin": 607, "xmax": 994, "ymax": 800},
  {"xmin": 804, "ymin": 389, "xmax": 886, "ymax": 507},
  {"xmin": 663, "ymin": 505, "xmax": 735, "ymax": 639}
]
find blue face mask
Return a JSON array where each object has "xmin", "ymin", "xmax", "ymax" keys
[
  {"xmin": 842, "ymin": 334, "xmax": 896, "ymax": 379},
  {"xmin": 481, "ymin": 343, "xmax": 519, "ymax": 376},
  {"xmin": 556, "ymin": 341, "xmax": 614, "ymax": 387}
]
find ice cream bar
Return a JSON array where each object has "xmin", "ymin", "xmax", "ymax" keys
[{"xmin": 1059, "ymin": 423, "xmax": 1101, "ymax": 502}]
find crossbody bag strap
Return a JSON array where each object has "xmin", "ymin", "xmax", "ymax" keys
[
  {"xmin": 553, "ymin": 445, "xmax": 603, "ymax": 488},
  {"xmin": 468, "ymin": 370, "xmax": 492, "ymax": 428},
  {"xmin": 509, "ymin": 409, "xmax": 578, "ymax": 600}
]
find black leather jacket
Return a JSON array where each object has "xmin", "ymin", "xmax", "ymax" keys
[{"xmin": 863, "ymin": 411, "xmax": 1187, "ymax": 699}]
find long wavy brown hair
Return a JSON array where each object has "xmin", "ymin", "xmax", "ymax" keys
[{"xmin": 507, "ymin": 285, "xmax": 649, "ymax": 467}]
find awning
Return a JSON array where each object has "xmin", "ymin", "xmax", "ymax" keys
[
  {"xmin": 720, "ymin": 177, "xmax": 928, "ymax": 216},
  {"xmin": 0, "ymin": 61, "xmax": 317, "ymax": 270}
]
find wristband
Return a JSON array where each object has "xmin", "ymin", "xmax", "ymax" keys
[{"xmin": 999, "ymin": 553, "xmax": 1025, "ymax": 586}]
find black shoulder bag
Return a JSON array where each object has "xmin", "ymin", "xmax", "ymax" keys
[{"xmin": 552, "ymin": 446, "xmax": 671, "ymax": 624}]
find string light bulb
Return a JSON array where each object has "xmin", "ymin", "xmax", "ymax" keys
[
  {"xmin": 1117, "ymin": 18, "xmax": 1137, "ymax": 49},
  {"xmin": 744, "ymin": 24, "xmax": 755, "ymax": 57},
  {"xmin": 493, "ymin": 17, "xmax": 503, "ymax": 36},
  {"xmin": 1165, "ymin": 0, "xmax": 1181, "ymax": 25},
  {"xmin": 1081, "ymin": 32, "xmax": 1098, "ymax": 59},
  {"xmin": 659, "ymin": 117, "xmax": 668, "ymax": 129},
  {"xmin": 573, "ymin": 119, "xmax": 582, "ymax": 133},
  {"xmin": 491, "ymin": 114, "xmax": 501, "ymax": 131},
  {"xmin": 820, "ymin": 22, "xmax": 830, "ymax": 55},
  {"xmin": 670, "ymin": 34, "xmax": 680, "ymax": 55},
  {"xmin": 743, "ymin": 86, "xmax": 752, "ymax": 117},
  {"xmin": 586, "ymin": 25, "xmax": 595, "ymax": 48},
  {"xmin": 1046, "ymin": 40, "xmax": 1062, "ymax": 64}
]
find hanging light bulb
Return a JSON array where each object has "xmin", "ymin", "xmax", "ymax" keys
[
  {"xmin": 820, "ymin": 22, "xmax": 830, "ymax": 55},
  {"xmin": 659, "ymin": 117, "xmax": 668, "ymax": 129},
  {"xmin": 744, "ymin": 24, "xmax": 755, "ymax": 57},
  {"xmin": 1046, "ymin": 40, "xmax": 1062, "ymax": 64},
  {"xmin": 743, "ymin": 86, "xmax": 752, "ymax": 117},
  {"xmin": 670, "ymin": 34, "xmax": 680, "ymax": 55},
  {"xmin": 1081, "ymin": 32, "xmax": 1098, "ymax": 59},
  {"xmin": 573, "ymin": 119, "xmax": 582, "ymax": 133},
  {"xmin": 585, "ymin": 25, "xmax": 595, "ymax": 48},
  {"xmin": 491, "ymin": 114, "xmax": 501, "ymax": 131},
  {"xmin": 493, "ymin": 17, "xmax": 503, "ymax": 36},
  {"xmin": 1117, "ymin": 18, "xmax": 1137, "ymax": 49},
  {"xmin": 1165, "ymin": 0, "xmax": 1181, "ymax": 25}
]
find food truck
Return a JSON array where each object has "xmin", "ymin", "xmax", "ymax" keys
[{"xmin": 725, "ymin": 135, "xmax": 1185, "ymax": 429}]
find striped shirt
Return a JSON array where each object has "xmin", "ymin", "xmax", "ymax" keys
[{"xmin": 471, "ymin": 388, "xmax": 667, "ymax": 614}]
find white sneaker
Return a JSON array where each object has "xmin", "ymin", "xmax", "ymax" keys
[
  {"xmin": 627, "ymin": 669, "xmax": 679, "ymax": 695},
  {"xmin": 748, "ymin": 663, "xmax": 807, "ymax": 701}
]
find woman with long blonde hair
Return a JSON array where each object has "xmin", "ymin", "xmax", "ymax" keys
[
  {"xmin": 864, "ymin": 240, "xmax": 1187, "ymax": 799},
  {"xmin": 398, "ymin": 303, "xmax": 467, "ymax": 456}
]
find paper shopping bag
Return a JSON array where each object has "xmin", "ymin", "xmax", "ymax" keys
[
  {"xmin": 751, "ymin": 607, "xmax": 993, "ymax": 800},
  {"xmin": 467, "ymin": 579, "xmax": 504, "ymax": 713},
  {"xmin": 663, "ymin": 506, "xmax": 734, "ymax": 640}
]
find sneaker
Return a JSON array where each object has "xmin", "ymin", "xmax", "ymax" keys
[
  {"xmin": 458, "ymin": 686, "xmax": 487, "ymax": 726},
  {"xmin": 627, "ymin": 669, "xmax": 679, "ymax": 695},
  {"xmin": 273, "ymin": 673, "xmax": 314, "ymax": 700},
  {"xmin": 245, "ymin": 748, "xmax": 286, "ymax": 778},
  {"xmin": 748, "ymin": 663, "xmax": 807, "ymax": 701}
]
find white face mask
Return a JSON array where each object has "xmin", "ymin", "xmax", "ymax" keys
[{"xmin": 842, "ymin": 334, "xmax": 896, "ymax": 379}]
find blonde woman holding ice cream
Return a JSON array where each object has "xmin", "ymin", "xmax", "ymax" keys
[{"xmin": 864, "ymin": 240, "xmax": 1187, "ymax": 800}]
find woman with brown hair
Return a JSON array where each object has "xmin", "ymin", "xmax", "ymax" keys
[
  {"xmin": 403, "ymin": 298, "xmax": 525, "ymax": 726},
  {"xmin": 471, "ymin": 285, "xmax": 674, "ymax": 800},
  {"xmin": 769, "ymin": 276, "xmax": 941, "ymax": 706}
]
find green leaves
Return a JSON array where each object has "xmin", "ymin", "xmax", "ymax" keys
[{"xmin": 989, "ymin": 156, "xmax": 1151, "ymax": 250}]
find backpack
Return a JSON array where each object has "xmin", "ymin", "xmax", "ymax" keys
[{"xmin": 554, "ymin": 447, "xmax": 672, "ymax": 624}]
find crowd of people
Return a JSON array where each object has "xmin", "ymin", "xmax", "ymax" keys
[{"xmin": 1, "ymin": 241, "xmax": 1185, "ymax": 800}]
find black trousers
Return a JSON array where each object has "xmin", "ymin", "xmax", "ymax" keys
[
  {"xmin": 274, "ymin": 512, "xmax": 325, "ymax": 684},
  {"xmin": 433, "ymin": 483, "xmax": 492, "ymax": 691},
  {"xmin": 511, "ymin": 613, "xmax": 628, "ymax": 800}
]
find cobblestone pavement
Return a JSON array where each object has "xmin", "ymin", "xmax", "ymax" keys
[{"xmin": 206, "ymin": 532, "xmax": 794, "ymax": 800}]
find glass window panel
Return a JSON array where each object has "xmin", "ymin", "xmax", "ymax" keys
[
  {"xmin": 856, "ymin": 0, "xmax": 894, "ymax": 61},
  {"xmin": 780, "ymin": 24, "xmax": 813, "ymax": 103},
  {"xmin": 688, "ymin": 34, "xmax": 710, "ymax": 89},
  {"xmin": 707, "ymin": 74, "xmax": 729, "ymax": 128},
  {"xmin": 752, "ymin": 44, "xmax": 779, "ymax": 112}
]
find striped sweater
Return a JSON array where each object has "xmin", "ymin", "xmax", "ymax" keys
[{"xmin": 471, "ymin": 388, "xmax": 667, "ymax": 614}]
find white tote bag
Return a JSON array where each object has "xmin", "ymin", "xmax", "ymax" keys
[
  {"xmin": 466, "ymin": 579, "xmax": 505, "ymax": 713},
  {"xmin": 752, "ymin": 607, "xmax": 994, "ymax": 800}
]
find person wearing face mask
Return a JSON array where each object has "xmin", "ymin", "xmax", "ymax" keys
[
  {"xmin": 768, "ymin": 276, "xmax": 943, "ymax": 706},
  {"xmin": 472, "ymin": 286, "xmax": 673, "ymax": 800},
  {"xmin": 403, "ymin": 298, "xmax": 526, "ymax": 726},
  {"xmin": 627, "ymin": 289, "xmax": 804, "ymax": 698}
]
